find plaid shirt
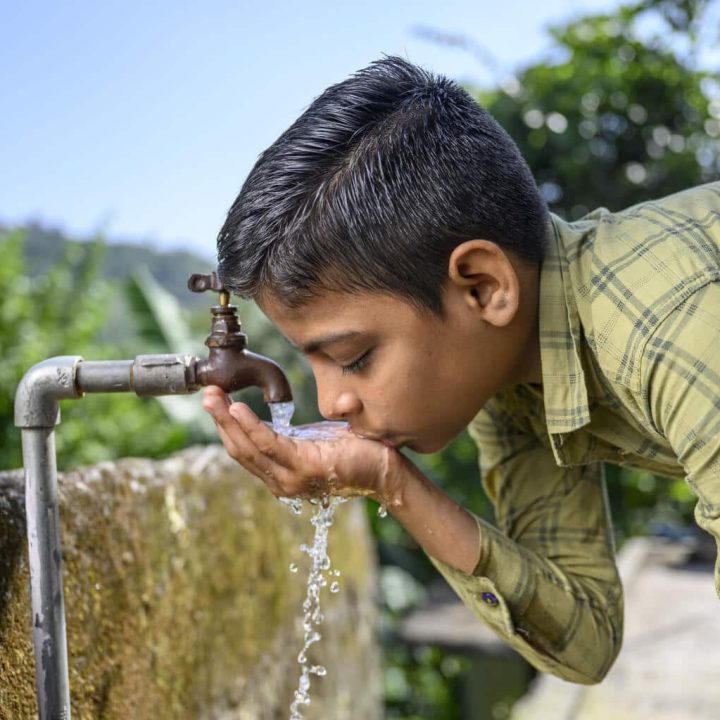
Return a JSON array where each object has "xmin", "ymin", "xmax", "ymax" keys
[{"xmin": 429, "ymin": 182, "xmax": 720, "ymax": 684}]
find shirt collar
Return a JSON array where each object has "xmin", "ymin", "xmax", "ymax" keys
[{"xmin": 538, "ymin": 214, "xmax": 592, "ymax": 435}]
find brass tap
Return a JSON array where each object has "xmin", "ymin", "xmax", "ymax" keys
[{"xmin": 188, "ymin": 272, "xmax": 293, "ymax": 403}]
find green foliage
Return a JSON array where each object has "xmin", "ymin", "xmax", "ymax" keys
[
  {"xmin": 383, "ymin": 644, "xmax": 469, "ymax": 720},
  {"xmin": 123, "ymin": 266, "xmax": 218, "ymax": 440},
  {"xmin": 477, "ymin": 2, "xmax": 719, "ymax": 220},
  {"xmin": 0, "ymin": 229, "xmax": 191, "ymax": 472},
  {"xmin": 125, "ymin": 265, "xmax": 198, "ymax": 353},
  {"xmin": 605, "ymin": 464, "xmax": 697, "ymax": 542}
]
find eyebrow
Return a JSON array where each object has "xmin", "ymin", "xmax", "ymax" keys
[{"xmin": 298, "ymin": 330, "xmax": 363, "ymax": 355}]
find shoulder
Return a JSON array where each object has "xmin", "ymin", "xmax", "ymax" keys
[{"xmin": 559, "ymin": 183, "xmax": 720, "ymax": 390}]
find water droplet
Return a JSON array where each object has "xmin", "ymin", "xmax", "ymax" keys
[
  {"xmin": 310, "ymin": 665, "xmax": 327, "ymax": 676},
  {"xmin": 377, "ymin": 504, "xmax": 388, "ymax": 518},
  {"xmin": 330, "ymin": 581, "xmax": 340, "ymax": 594},
  {"xmin": 298, "ymin": 651, "xmax": 307, "ymax": 663},
  {"xmin": 331, "ymin": 569, "xmax": 341, "ymax": 577},
  {"xmin": 289, "ymin": 563, "xmax": 299, "ymax": 573},
  {"xmin": 279, "ymin": 496, "xmax": 304, "ymax": 515}
]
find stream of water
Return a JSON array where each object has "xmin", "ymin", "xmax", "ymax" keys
[{"xmin": 270, "ymin": 402, "xmax": 348, "ymax": 720}]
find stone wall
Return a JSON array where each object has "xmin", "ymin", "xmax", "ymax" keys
[{"xmin": 0, "ymin": 445, "xmax": 381, "ymax": 719}]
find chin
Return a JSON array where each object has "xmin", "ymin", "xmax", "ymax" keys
[{"xmin": 407, "ymin": 436, "xmax": 451, "ymax": 454}]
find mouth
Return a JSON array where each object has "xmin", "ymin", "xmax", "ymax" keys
[
  {"xmin": 379, "ymin": 438, "xmax": 399, "ymax": 449},
  {"xmin": 352, "ymin": 430, "xmax": 402, "ymax": 449}
]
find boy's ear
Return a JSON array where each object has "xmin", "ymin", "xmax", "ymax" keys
[{"xmin": 447, "ymin": 240, "xmax": 520, "ymax": 327}]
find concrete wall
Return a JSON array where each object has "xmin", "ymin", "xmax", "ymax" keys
[{"xmin": 0, "ymin": 445, "xmax": 381, "ymax": 719}]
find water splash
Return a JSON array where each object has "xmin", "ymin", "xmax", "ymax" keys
[
  {"xmin": 287, "ymin": 494, "xmax": 347, "ymax": 720},
  {"xmin": 270, "ymin": 401, "xmax": 348, "ymax": 441}
]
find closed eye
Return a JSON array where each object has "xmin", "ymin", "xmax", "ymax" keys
[{"xmin": 341, "ymin": 349, "xmax": 373, "ymax": 375}]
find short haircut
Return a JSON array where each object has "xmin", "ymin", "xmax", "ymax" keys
[{"xmin": 217, "ymin": 55, "xmax": 548, "ymax": 314}]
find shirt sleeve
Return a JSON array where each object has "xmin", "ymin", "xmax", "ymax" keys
[
  {"xmin": 428, "ymin": 395, "xmax": 623, "ymax": 685},
  {"xmin": 640, "ymin": 280, "xmax": 720, "ymax": 597}
]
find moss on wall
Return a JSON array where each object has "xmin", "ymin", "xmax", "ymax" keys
[{"xmin": 0, "ymin": 445, "xmax": 381, "ymax": 719}]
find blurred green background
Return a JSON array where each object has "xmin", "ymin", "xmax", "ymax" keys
[{"xmin": 2, "ymin": 1, "xmax": 719, "ymax": 718}]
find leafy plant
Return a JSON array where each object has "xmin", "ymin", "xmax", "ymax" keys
[{"xmin": 0, "ymin": 230, "xmax": 190, "ymax": 472}]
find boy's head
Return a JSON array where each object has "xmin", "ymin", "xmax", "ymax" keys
[{"xmin": 216, "ymin": 55, "xmax": 548, "ymax": 315}]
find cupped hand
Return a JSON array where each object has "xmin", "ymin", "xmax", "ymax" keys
[{"xmin": 202, "ymin": 386, "xmax": 406, "ymax": 503}]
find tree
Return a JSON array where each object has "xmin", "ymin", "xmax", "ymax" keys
[{"xmin": 476, "ymin": 1, "xmax": 719, "ymax": 220}]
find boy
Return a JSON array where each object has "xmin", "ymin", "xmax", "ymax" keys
[{"xmin": 202, "ymin": 56, "xmax": 720, "ymax": 684}]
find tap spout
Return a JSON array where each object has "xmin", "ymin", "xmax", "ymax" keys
[
  {"xmin": 194, "ymin": 347, "xmax": 292, "ymax": 403},
  {"xmin": 187, "ymin": 274, "xmax": 293, "ymax": 403}
]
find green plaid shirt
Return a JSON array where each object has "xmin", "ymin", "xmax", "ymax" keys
[{"xmin": 430, "ymin": 182, "xmax": 720, "ymax": 684}]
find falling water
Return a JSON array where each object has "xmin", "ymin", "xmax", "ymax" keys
[
  {"xmin": 270, "ymin": 401, "xmax": 295, "ymax": 433},
  {"xmin": 269, "ymin": 401, "xmax": 348, "ymax": 720}
]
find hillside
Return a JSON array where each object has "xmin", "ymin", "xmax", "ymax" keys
[
  {"xmin": 2, "ymin": 221, "xmax": 218, "ymax": 351},
  {"xmin": 19, "ymin": 222, "xmax": 216, "ymax": 310}
]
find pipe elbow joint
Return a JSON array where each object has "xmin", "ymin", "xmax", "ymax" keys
[{"xmin": 14, "ymin": 356, "xmax": 84, "ymax": 428}]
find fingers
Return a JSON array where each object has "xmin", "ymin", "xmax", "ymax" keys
[
  {"xmin": 227, "ymin": 402, "xmax": 299, "ymax": 467},
  {"xmin": 203, "ymin": 385, "xmax": 231, "ymax": 408},
  {"xmin": 203, "ymin": 389, "xmax": 285, "ymax": 494},
  {"xmin": 203, "ymin": 390, "xmax": 337, "ymax": 499}
]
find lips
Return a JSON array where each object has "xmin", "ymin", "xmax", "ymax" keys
[{"xmin": 353, "ymin": 430, "xmax": 401, "ymax": 449}]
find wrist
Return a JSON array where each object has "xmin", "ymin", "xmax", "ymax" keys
[{"xmin": 376, "ymin": 449, "xmax": 425, "ymax": 509}]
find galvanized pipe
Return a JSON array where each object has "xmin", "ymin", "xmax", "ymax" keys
[
  {"xmin": 15, "ymin": 349, "xmax": 290, "ymax": 718},
  {"xmin": 14, "ymin": 353, "xmax": 202, "ymax": 720},
  {"xmin": 74, "ymin": 360, "xmax": 133, "ymax": 393},
  {"xmin": 22, "ymin": 426, "xmax": 71, "ymax": 720},
  {"xmin": 15, "ymin": 357, "xmax": 83, "ymax": 720}
]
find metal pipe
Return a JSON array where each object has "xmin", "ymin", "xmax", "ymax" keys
[
  {"xmin": 75, "ymin": 355, "xmax": 199, "ymax": 396},
  {"xmin": 15, "ymin": 357, "xmax": 83, "ymax": 720},
  {"xmin": 74, "ymin": 360, "xmax": 133, "ymax": 393},
  {"xmin": 15, "ymin": 349, "xmax": 291, "ymax": 718},
  {"xmin": 15, "ymin": 353, "xmax": 202, "ymax": 720},
  {"xmin": 22, "ymin": 427, "xmax": 71, "ymax": 720}
]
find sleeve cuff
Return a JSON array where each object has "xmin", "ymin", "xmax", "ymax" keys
[{"xmin": 426, "ymin": 513, "xmax": 603, "ymax": 684}]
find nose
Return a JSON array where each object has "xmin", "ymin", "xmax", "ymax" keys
[{"xmin": 317, "ymin": 379, "xmax": 362, "ymax": 420}]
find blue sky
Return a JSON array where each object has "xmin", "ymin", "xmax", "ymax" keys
[{"xmin": 3, "ymin": 0, "xmax": 633, "ymax": 260}]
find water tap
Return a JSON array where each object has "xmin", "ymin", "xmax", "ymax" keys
[{"xmin": 188, "ymin": 271, "xmax": 292, "ymax": 403}]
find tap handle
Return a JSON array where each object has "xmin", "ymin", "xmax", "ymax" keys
[
  {"xmin": 188, "ymin": 271, "xmax": 231, "ymax": 307},
  {"xmin": 187, "ymin": 271, "xmax": 225, "ymax": 294}
]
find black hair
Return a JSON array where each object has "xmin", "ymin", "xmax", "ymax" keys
[{"xmin": 217, "ymin": 55, "xmax": 548, "ymax": 315}]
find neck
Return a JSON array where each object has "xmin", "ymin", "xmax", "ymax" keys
[{"xmin": 515, "ymin": 263, "xmax": 543, "ymax": 386}]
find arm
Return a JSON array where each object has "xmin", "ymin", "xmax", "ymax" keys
[
  {"xmin": 203, "ymin": 386, "xmax": 622, "ymax": 683},
  {"xmin": 427, "ymin": 399, "xmax": 623, "ymax": 684},
  {"xmin": 202, "ymin": 386, "xmax": 481, "ymax": 570},
  {"xmin": 641, "ymin": 281, "xmax": 720, "ymax": 596}
]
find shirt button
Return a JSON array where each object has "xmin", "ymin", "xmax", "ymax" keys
[{"xmin": 481, "ymin": 592, "xmax": 499, "ymax": 607}]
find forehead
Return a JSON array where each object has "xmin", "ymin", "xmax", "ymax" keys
[{"xmin": 258, "ymin": 290, "xmax": 427, "ymax": 343}]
